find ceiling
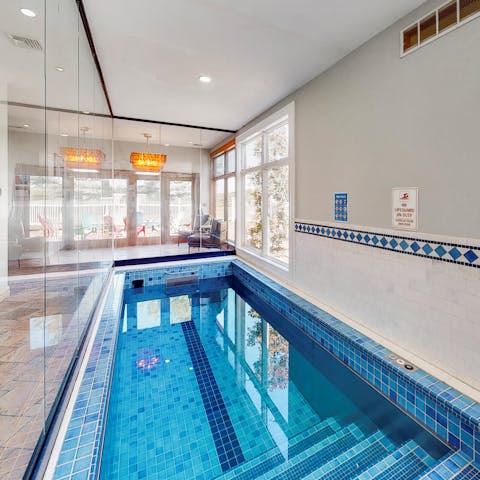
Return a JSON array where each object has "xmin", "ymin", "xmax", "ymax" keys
[
  {"xmin": 0, "ymin": 0, "xmax": 107, "ymax": 114},
  {"xmin": 83, "ymin": 0, "xmax": 427, "ymax": 131}
]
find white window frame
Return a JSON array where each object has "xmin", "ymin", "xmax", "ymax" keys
[{"xmin": 236, "ymin": 102, "xmax": 295, "ymax": 277}]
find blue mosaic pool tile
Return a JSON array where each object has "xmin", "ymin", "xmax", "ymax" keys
[
  {"xmin": 122, "ymin": 260, "xmax": 233, "ymax": 288},
  {"xmin": 53, "ymin": 273, "xmax": 125, "ymax": 480},
  {"xmin": 452, "ymin": 465, "xmax": 480, "ymax": 479},
  {"xmin": 302, "ymin": 431, "xmax": 395, "ymax": 479},
  {"xmin": 181, "ymin": 320, "xmax": 245, "ymax": 472},
  {"xmin": 231, "ymin": 260, "xmax": 480, "ymax": 466},
  {"xmin": 295, "ymin": 222, "xmax": 480, "ymax": 269},
  {"xmin": 419, "ymin": 451, "xmax": 471, "ymax": 479}
]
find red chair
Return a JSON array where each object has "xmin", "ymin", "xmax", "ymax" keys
[
  {"xmin": 123, "ymin": 212, "xmax": 146, "ymax": 237},
  {"xmin": 104, "ymin": 215, "xmax": 124, "ymax": 236}
]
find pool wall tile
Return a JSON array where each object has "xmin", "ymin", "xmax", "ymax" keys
[{"xmin": 231, "ymin": 259, "xmax": 480, "ymax": 468}]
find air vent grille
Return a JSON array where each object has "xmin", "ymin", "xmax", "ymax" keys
[
  {"xmin": 7, "ymin": 34, "xmax": 43, "ymax": 51},
  {"xmin": 401, "ymin": 0, "xmax": 480, "ymax": 56}
]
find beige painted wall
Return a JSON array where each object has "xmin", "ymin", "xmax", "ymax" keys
[
  {"xmin": 236, "ymin": 0, "xmax": 480, "ymax": 393},
  {"xmin": 239, "ymin": 0, "xmax": 480, "ymax": 239}
]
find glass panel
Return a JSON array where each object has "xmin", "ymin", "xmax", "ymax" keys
[
  {"xmin": 137, "ymin": 179, "xmax": 161, "ymax": 237},
  {"xmin": 439, "ymin": 1, "xmax": 458, "ymax": 32},
  {"xmin": 267, "ymin": 123, "xmax": 289, "ymax": 162},
  {"xmin": 244, "ymin": 136, "xmax": 263, "ymax": 169},
  {"xmin": 74, "ymin": 177, "xmax": 126, "ymax": 240},
  {"xmin": 420, "ymin": 13, "xmax": 437, "ymax": 43},
  {"xmin": 403, "ymin": 24, "xmax": 419, "ymax": 53},
  {"xmin": 244, "ymin": 171, "xmax": 262, "ymax": 250},
  {"xmin": 169, "ymin": 180, "xmax": 192, "ymax": 235},
  {"xmin": 227, "ymin": 176, "xmax": 236, "ymax": 243},
  {"xmin": 226, "ymin": 149, "xmax": 236, "ymax": 173},
  {"xmin": 267, "ymin": 166, "xmax": 289, "ymax": 262},
  {"xmin": 460, "ymin": 0, "xmax": 480, "ymax": 20},
  {"xmin": 215, "ymin": 179, "xmax": 225, "ymax": 220},
  {"xmin": 214, "ymin": 154, "xmax": 225, "ymax": 177},
  {"xmin": 30, "ymin": 176, "xmax": 63, "ymax": 240}
]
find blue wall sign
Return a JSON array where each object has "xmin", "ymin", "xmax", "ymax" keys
[{"xmin": 334, "ymin": 192, "xmax": 348, "ymax": 222}]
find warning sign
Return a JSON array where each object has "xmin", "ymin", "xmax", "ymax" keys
[{"xmin": 392, "ymin": 188, "xmax": 418, "ymax": 231}]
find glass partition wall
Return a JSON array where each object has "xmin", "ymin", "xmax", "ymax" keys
[
  {"xmin": 0, "ymin": 2, "xmax": 233, "ymax": 478},
  {"xmin": 1, "ymin": 1, "xmax": 112, "ymax": 478}
]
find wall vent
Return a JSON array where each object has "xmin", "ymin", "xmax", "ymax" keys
[
  {"xmin": 7, "ymin": 34, "xmax": 43, "ymax": 51},
  {"xmin": 401, "ymin": 0, "xmax": 480, "ymax": 56}
]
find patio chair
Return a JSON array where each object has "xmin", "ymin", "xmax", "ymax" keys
[
  {"xmin": 177, "ymin": 214, "xmax": 210, "ymax": 245},
  {"xmin": 187, "ymin": 219, "xmax": 226, "ymax": 252},
  {"xmin": 38, "ymin": 215, "xmax": 56, "ymax": 238},
  {"xmin": 123, "ymin": 212, "xmax": 146, "ymax": 237},
  {"xmin": 103, "ymin": 215, "xmax": 125, "ymax": 236}
]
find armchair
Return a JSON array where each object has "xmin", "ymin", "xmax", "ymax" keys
[{"xmin": 187, "ymin": 219, "xmax": 226, "ymax": 252}]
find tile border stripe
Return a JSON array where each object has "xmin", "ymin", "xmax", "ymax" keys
[
  {"xmin": 182, "ymin": 320, "xmax": 245, "ymax": 472},
  {"xmin": 295, "ymin": 222, "xmax": 480, "ymax": 269}
]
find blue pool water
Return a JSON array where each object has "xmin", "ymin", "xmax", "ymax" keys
[{"xmin": 100, "ymin": 277, "xmax": 450, "ymax": 480}]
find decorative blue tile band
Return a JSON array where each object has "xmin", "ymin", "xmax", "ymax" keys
[
  {"xmin": 231, "ymin": 260, "xmax": 480, "ymax": 475},
  {"xmin": 295, "ymin": 222, "xmax": 480, "ymax": 269},
  {"xmin": 181, "ymin": 320, "xmax": 245, "ymax": 472}
]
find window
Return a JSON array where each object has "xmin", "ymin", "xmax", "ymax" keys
[
  {"xmin": 238, "ymin": 103, "xmax": 293, "ymax": 268},
  {"xmin": 401, "ymin": 0, "xmax": 480, "ymax": 56},
  {"xmin": 211, "ymin": 139, "xmax": 236, "ymax": 243}
]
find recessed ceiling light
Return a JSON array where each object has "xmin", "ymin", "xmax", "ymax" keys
[
  {"xmin": 188, "ymin": 141, "xmax": 193, "ymax": 144},
  {"xmin": 199, "ymin": 75, "xmax": 212, "ymax": 83},
  {"xmin": 164, "ymin": 143, "xmax": 170, "ymax": 147},
  {"xmin": 60, "ymin": 133, "xmax": 69, "ymax": 137},
  {"xmin": 55, "ymin": 66, "xmax": 64, "ymax": 72},
  {"xmin": 82, "ymin": 111, "xmax": 90, "ymax": 115},
  {"xmin": 20, "ymin": 8, "xmax": 36, "ymax": 17},
  {"xmin": 23, "ymin": 124, "xmax": 30, "ymax": 128}
]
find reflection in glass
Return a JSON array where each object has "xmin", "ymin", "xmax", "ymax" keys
[
  {"xmin": 137, "ymin": 179, "xmax": 161, "ymax": 237},
  {"xmin": 30, "ymin": 315, "xmax": 62, "ymax": 349},
  {"xmin": 169, "ymin": 180, "xmax": 193, "ymax": 235},
  {"xmin": 227, "ymin": 176, "xmax": 236, "ymax": 243},
  {"xmin": 215, "ymin": 179, "xmax": 225, "ymax": 220}
]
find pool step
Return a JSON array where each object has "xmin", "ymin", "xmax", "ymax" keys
[
  {"xmin": 218, "ymin": 417, "xmax": 340, "ymax": 480},
  {"xmin": 353, "ymin": 440, "xmax": 436, "ymax": 480},
  {"xmin": 302, "ymin": 430, "xmax": 396, "ymax": 479},
  {"xmin": 452, "ymin": 464, "xmax": 480, "ymax": 479},
  {"xmin": 418, "ymin": 451, "xmax": 471, "ymax": 479},
  {"xmin": 255, "ymin": 423, "xmax": 365, "ymax": 480}
]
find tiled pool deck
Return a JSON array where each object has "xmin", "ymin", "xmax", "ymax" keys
[{"xmin": 50, "ymin": 258, "xmax": 480, "ymax": 479}]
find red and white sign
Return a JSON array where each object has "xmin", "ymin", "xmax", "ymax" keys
[{"xmin": 392, "ymin": 187, "xmax": 418, "ymax": 231}]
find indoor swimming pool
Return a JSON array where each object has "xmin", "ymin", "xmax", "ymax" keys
[
  {"xmin": 50, "ymin": 260, "xmax": 480, "ymax": 480},
  {"xmin": 100, "ymin": 276, "xmax": 448, "ymax": 479}
]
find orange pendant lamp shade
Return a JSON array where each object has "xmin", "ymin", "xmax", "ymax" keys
[
  {"xmin": 130, "ymin": 152, "xmax": 167, "ymax": 173},
  {"xmin": 61, "ymin": 147, "xmax": 105, "ymax": 169},
  {"xmin": 130, "ymin": 133, "xmax": 167, "ymax": 173}
]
